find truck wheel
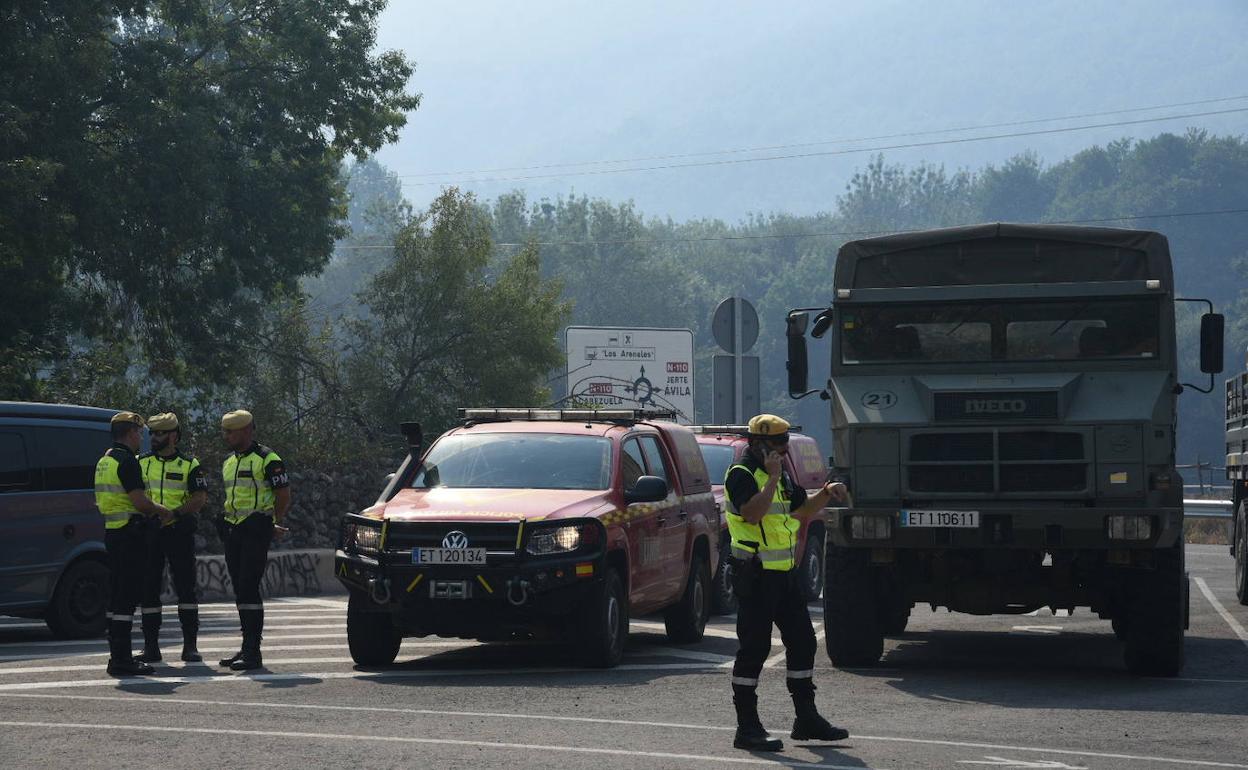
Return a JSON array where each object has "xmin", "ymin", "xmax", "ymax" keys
[
  {"xmin": 881, "ymin": 599, "xmax": 911, "ymax": 636},
  {"xmin": 1122, "ymin": 546, "xmax": 1185, "ymax": 677},
  {"xmin": 711, "ymin": 539, "xmax": 738, "ymax": 615},
  {"xmin": 1235, "ymin": 502, "xmax": 1248, "ymax": 605},
  {"xmin": 577, "ymin": 568, "xmax": 628, "ymax": 668},
  {"xmin": 799, "ymin": 531, "xmax": 825, "ymax": 603},
  {"xmin": 347, "ymin": 594, "xmax": 402, "ymax": 667},
  {"xmin": 824, "ymin": 546, "xmax": 884, "ymax": 667},
  {"xmin": 664, "ymin": 553, "xmax": 710, "ymax": 643},
  {"xmin": 44, "ymin": 559, "xmax": 109, "ymax": 639}
]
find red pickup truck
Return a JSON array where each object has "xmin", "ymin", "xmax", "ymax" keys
[
  {"xmin": 336, "ymin": 409, "xmax": 719, "ymax": 668},
  {"xmin": 692, "ymin": 425, "xmax": 831, "ymax": 613}
]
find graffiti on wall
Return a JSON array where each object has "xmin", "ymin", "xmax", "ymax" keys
[{"xmin": 160, "ymin": 550, "xmax": 326, "ymax": 603}]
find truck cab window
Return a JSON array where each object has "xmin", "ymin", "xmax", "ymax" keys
[
  {"xmin": 621, "ymin": 439, "xmax": 645, "ymax": 491},
  {"xmin": 639, "ymin": 436, "xmax": 671, "ymax": 486}
]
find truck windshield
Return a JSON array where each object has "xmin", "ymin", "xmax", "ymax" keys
[
  {"xmin": 698, "ymin": 444, "xmax": 737, "ymax": 486},
  {"xmin": 840, "ymin": 297, "xmax": 1160, "ymax": 365},
  {"xmin": 410, "ymin": 433, "xmax": 613, "ymax": 490}
]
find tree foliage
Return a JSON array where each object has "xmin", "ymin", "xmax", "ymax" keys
[{"xmin": 1, "ymin": 0, "xmax": 419, "ymax": 395}]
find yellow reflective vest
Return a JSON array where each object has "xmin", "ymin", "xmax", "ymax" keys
[
  {"xmin": 223, "ymin": 444, "xmax": 283, "ymax": 525},
  {"xmin": 95, "ymin": 447, "xmax": 140, "ymax": 530},
  {"xmin": 140, "ymin": 452, "xmax": 202, "ymax": 527},
  {"xmin": 724, "ymin": 463, "xmax": 800, "ymax": 571}
]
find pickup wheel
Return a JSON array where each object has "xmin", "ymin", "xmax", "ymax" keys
[
  {"xmin": 881, "ymin": 597, "xmax": 911, "ymax": 636},
  {"xmin": 824, "ymin": 546, "xmax": 884, "ymax": 667},
  {"xmin": 1122, "ymin": 546, "xmax": 1186, "ymax": 677},
  {"xmin": 664, "ymin": 553, "xmax": 710, "ymax": 643},
  {"xmin": 577, "ymin": 568, "xmax": 628, "ymax": 668},
  {"xmin": 44, "ymin": 559, "xmax": 109, "ymax": 639},
  {"xmin": 347, "ymin": 594, "xmax": 402, "ymax": 667},
  {"xmin": 711, "ymin": 538, "xmax": 738, "ymax": 615},
  {"xmin": 799, "ymin": 531, "xmax": 825, "ymax": 603},
  {"xmin": 1235, "ymin": 502, "xmax": 1248, "ymax": 605}
]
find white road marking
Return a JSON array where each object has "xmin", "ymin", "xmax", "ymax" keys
[
  {"xmin": 0, "ymin": 720, "xmax": 870, "ymax": 769},
  {"xmin": 960, "ymin": 757, "xmax": 1086, "ymax": 768},
  {"xmin": 3, "ymin": 695, "xmax": 1246, "ymax": 770},
  {"xmin": 636, "ymin": 645, "xmax": 735, "ymax": 664},
  {"xmin": 0, "ymin": 662, "xmax": 719, "ymax": 692},
  {"xmin": 0, "ymin": 642, "xmax": 476, "ymax": 663},
  {"xmin": 1009, "ymin": 626, "xmax": 1062, "ymax": 635},
  {"xmin": 1194, "ymin": 577, "xmax": 1248, "ymax": 649},
  {"xmin": 0, "ymin": 632, "xmax": 351, "ymax": 650}
]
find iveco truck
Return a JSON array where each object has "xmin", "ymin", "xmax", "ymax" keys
[{"xmin": 786, "ymin": 223, "xmax": 1224, "ymax": 676}]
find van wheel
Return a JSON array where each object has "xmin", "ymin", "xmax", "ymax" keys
[
  {"xmin": 824, "ymin": 546, "xmax": 883, "ymax": 667},
  {"xmin": 711, "ymin": 539, "xmax": 738, "ymax": 615},
  {"xmin": 665, "ymin": 553, "xmax": 710, "ymax": 643},
  {"xmin": 1235, "ymin": 502, "xmax": 1248, "ymax": 605},
  {"xmin": 347, "ymin": 594, "xmax": 402, "ymax": 666},
  {"xmin": 45, "ymin": 560, "xmax": 109, "ymax": 639},
  {"xmin": 577, "ymin": 569, "xmax": 628, "ymax": 668},
  {"xmin": 800, "ymin": 531, "xmax": 825, "ymax": 602},
  {"xmin": 1123, "ymin": 546, "xmax": 1185, "ymax": 677}
]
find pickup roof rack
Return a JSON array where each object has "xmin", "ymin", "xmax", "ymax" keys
[
  {"xmin": 690, "ymin": 424, "xmax": 802, "ymax": 435},
  {"xmin": 459, "ymin": 408, "xmax": 680, "ymax": 424}
]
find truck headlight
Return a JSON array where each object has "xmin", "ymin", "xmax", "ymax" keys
[
  {"xmin": 1106, "ymin": 514, "xmax": 1152, "ymax": 541},
  {"xmin": 526, "ymin": 521, "xmax": 601, "ymax": 556},
  {"xmin": 353, "ymin": 525, "xmax": 382, "ymax": 555},
  {"xmin": 850, "ymin": 515, "xmax": 892, "ymax": 540}
]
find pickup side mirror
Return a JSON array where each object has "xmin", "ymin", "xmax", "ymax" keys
[
  {"xmin": 625, "ymin": 475, "xmax": 668, "ymax": 504},
  {"xmin": 787, "ymin": 311, "xmax": 809, "ymax": 398},
  {"xmin": 399, "ymin": 421, "xmax": 423, "ymax": 453},
  {"xmin": 1200, "ymin": 312, "xmax": 1224, "ymax": 374}
]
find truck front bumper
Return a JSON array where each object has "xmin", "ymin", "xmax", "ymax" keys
[
  {"xmin": 335, "ymin": 548, "xmax": 605, "ymax": 639},
  {"xmin": 827, "ymin": 506, "xmax": 1183, "ymax": 551}
]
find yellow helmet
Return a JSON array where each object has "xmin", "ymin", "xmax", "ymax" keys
[
  {"xmin": 221, "ymin": 409, "xmax": 254, "ymax": 430},
  {"xmin": 147, "ymin": 412, "xmax": 179, "ymax": 431},
  {"xmin": 110, "ymin": 411, "xmax": 145, "ymax": 427}
]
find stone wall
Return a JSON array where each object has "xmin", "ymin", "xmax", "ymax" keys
[{"xmin": 194, "ymin": 468, "xmax": 390, "ymax": 554}]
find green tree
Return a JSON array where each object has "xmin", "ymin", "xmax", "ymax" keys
[{"xmin": 1, "ymin": 0, "xmax": 418, "ymax": 396}]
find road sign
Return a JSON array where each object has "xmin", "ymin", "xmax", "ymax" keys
[
  {"xmin": 712, "ymin": 354, "xmax": 760, "ymax": 424},
  {"xmin": 711, "ymin": 297, "xmax": 759, "ymax": 353},
  {"xmin": 565, "ymin": 327, "xmax": 695, "ymax": 423}
]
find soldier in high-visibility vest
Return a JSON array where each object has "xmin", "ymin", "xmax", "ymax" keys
[
  {"xmin": 217, "ymin": 409, "xmax": 291, "ymax": 671},
  {"xmin": 137, "ymin": 412, "xmax": 209, "ymax": 663},
  {"xmin": 725, "ymin": 414, "xmax": 849, "ymax": 751},
  {"xmin": 95, "ymin": 411, "xmax": 172, "ymax": 676}
]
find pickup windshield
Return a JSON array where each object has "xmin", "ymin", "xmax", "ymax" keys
[
  {"xmin": 839, "ymin": 297, "xmax": 1161, "ymax": 365},
  {"xmin": 410, "ymin": 433, "xmax": 613, "ymax": 490},
  {"xmin": 698, "ymin": 444, "xmax": 737, "ymax": 486}
]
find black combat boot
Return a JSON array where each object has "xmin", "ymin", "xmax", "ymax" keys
[
  {"xmin": 732, "ymin": 684, "xmax": 783, "ymax": 752},
  {"xmin": 106, "ymin": 615, "xmax": 153, "ymax": 676},
  {"xmin": 230, "ymin": 607, "xmax": 263, "ymax": 671},
  {"xmin": 789, "ymin": 680, "xmax": 849, "ymax": 742},
  {"xmin": 179, "ymin": 605, "xmax": 202, "ymax": 662},
  {"xmin": 136, "ymin": 607, "xmax": 162, "ymax": 662}
]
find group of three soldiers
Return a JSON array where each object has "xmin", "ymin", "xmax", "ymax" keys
[{"xmin": 95, "ymin": 409, "xmax": 291, "ymax": 676}]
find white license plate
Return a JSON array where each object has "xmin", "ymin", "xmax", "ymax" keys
[
  {"xmin": 900, "ymin": 510, "xmax": 979, "ymax": 528},
  {"xmin": 412, "ymin": 547, "xmax": 486, "ymax": 565}
]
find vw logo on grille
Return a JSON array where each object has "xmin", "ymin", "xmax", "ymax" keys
[{"xmin": 442, "ymin": 530, "xmax": 469, "ymax": 549}]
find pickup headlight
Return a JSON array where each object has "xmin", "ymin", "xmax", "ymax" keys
[
  {"xmin": 526, "ymin": 521, "xmax": 601, "ymax": 556},
  {"xmin": 342, "ymin": 519, "xmax": 383, "ymax": 556}
]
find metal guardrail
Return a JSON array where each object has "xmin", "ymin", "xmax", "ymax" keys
[{"xmin": 1183, "ymin": 499, "xmax": 1234, "ymax": 519}]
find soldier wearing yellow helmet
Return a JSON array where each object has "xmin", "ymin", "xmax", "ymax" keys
[
  {"xmin": 136, "ymin": 412, "xmax": 209, "ymax": 664},
  {"xmin": 95, "ymin": 411, "xmax": 172, "ymax": 676},
  {"xmin": 216, "ymin": 409, "xmax": 291, "ymax": 671},
  {"xmin": 724, "ymin": 414, "xmax": 850, "ymax": 751}
]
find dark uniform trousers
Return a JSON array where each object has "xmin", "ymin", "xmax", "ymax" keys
[
  {"xmin": 140, "ymin": 515, "xmax": 200, "ymax": 649},
  {"xmin": 731, "ymin": 566, "xmax": 818, "ymax": 704},
  {"xmin": 222, "ymin": 514, "xmax": 274, "ymax": 654},
  {"xmin": 105, "ymin": 520, "xmax": 147, "ymax": 661}
]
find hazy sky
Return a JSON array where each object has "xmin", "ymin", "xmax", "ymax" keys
[{"xmin": 374, "ymin": 1, "xmax": 1248, "ymax": 221}]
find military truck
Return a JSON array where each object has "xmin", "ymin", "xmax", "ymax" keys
[
  {"xmin": 1226, "ymin": 356, "xmax": 1248, "ymax": 604},
  {"xmin": 785, "ymin": 223, "xmax": 1224, "ymax": 676}
]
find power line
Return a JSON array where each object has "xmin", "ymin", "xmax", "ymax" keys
[
  {"xmin": 398, "ymin": 94, "xmax": 1248, "ymax": 179},
  {"xmin": 333, "ymin": 206, "xmax": 1248, "ymax": 251},
  {"xmin": 398, "ymin": 107, "xmax": 1248, "ymax": 188}
]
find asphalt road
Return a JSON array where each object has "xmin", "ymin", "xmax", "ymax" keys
[{"xmin": 1, "ymin": 544, "xmax": 1245, "ymax": 770}]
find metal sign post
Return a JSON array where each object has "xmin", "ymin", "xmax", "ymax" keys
[{"xmin": 711, "ymin": 296, "xmax": 760, "ymax": 424}]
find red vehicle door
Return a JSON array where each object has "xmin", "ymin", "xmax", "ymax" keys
[
  {"xmin": 638, "ymin": 434, "xmax": 687, "ymax": 602},
  {"xmin": 619, "ymin": 437, "xmax": 666, "ymax": 609}
]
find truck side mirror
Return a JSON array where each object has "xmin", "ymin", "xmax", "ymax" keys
[
  {"xmin": 1200, "ymin": 313, "xmax": 1224, "ymax": 374},
  {"xmin": 787, "ymin": 312, "xmax": 809, "ymax": 398},
  {"xmin": 625, "ymin": 475, "xmax": 668, "ymax": 504}
]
